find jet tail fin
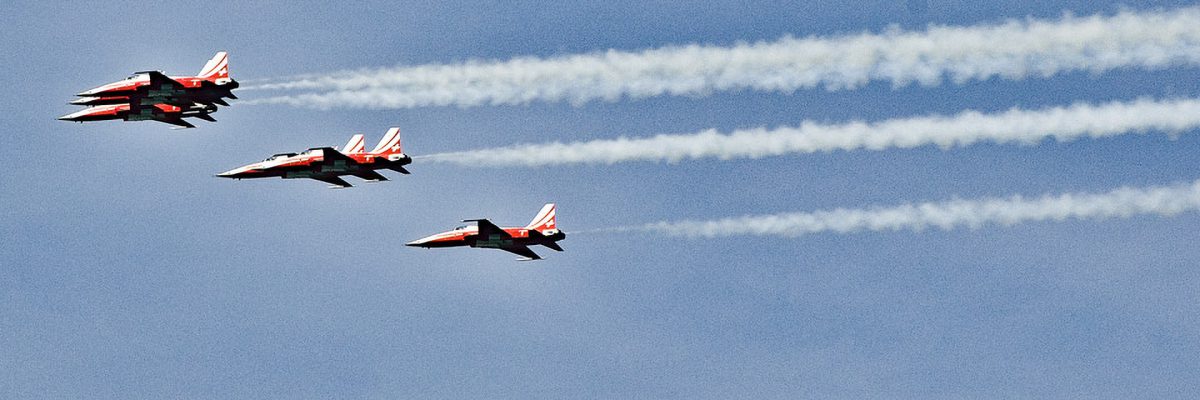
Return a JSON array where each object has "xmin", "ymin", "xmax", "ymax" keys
[
  {"xmin": 525, "ymin": 203, "xmax": 557, "ymax": 232},
  {"xmin": 342, "ymin": 134, "xmax": 366, "ymax": 154},
  {"xmin": 370, "ymin": 127, "xmax": 403, "ymax": 155},
  {"xmin": 198, "ymin": 51, "xmax": 230, "ymax": 81}
]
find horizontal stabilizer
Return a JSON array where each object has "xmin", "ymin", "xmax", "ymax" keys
[
  {"xmin": 160, "ymin": 118, "xmax": 195, "ymax": 129},
  {"xmin": 542, "ymin": 241, "xmax": 564, "ymax": 252},
  {"xmin": 194, "ymin": 114, "xmax": 216, "ymax": 122},
  {"xmin": 313, "ymin": 175, "xmax": 353, "ymax": 188}
]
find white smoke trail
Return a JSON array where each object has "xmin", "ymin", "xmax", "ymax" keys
[
  {"xmin": 611, "ymin": 180, "xmax": 1200, "ymax": 238},
  {"xmin": 245, "ymin": 7, "xmax": 1200, "ymax": 109},
  {"xmin": 418, "ymin": 98, "xmax": 1200, "ymax": 166}
]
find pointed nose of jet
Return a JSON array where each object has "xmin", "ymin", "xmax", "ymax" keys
[
  {"xmin": 70, "ymin": 97, "xmax": 95, "ymax": 105},
  {"xmin": 217, "ymin": 162, "xmax": 268, "ymax": 179},
  {"xmin": 216, "ymin": 166, "xmax": 249, "ymax": 178},
  {"xmin": 406, "ymin": 235, "xmax": 438, "ymax": 247},
  {"xmin": 57, "ymin": 110, "xmax": 86, "ymax": 121}
]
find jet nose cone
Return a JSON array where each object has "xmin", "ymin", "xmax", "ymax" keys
[
  {"xmin": 70, "ymin": 98, "xmax": 94, "ymax": 105},
  {"xmin": 405, "ymin": 237, "xmax": 431, "ymax": 247},
  {"xmin": 57, "ymin": 112, "xmax": 81, "ymax": 121},
  {"xmin": 217, "ymin": 164, "xmax": 259, "ymax": 178},
  {"xmin": 216, "ymin": 166, "xmax": 244, "ymax": 178}
]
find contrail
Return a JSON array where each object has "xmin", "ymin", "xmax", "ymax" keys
[
  {"xmin": 245, "ymin": 7, "xmax": 1200, "ymax": 109},
  {"xmin": 417, "ymin": 98, "xmax": 1200, "ymax": 166},
  {"xmin": 604, "ymin": 180, "xmax": 1200, "ymax": 238}
]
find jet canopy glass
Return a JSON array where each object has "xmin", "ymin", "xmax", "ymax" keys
[{"xmin": 263, "ymin": 153, "xmax": 297, "ymax": 162}]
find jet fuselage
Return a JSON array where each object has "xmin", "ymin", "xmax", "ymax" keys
[
  {"xmin": 407, "ymin": 227, "xmax": 567, "ymax": 249},
  {"xmin": 217, "ymin": 150, "xmax": 412, "ymax": 181},
  {"xmin": 58, "ymin": 103, "xmax": 217, "ymax": 125}
]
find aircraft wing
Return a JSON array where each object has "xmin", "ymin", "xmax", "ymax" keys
[
  {"xmin": 352, "ymin": 170, "xmax": 389, "ymax": 181},
  {"xmin": 501, "ymin": 245, "xmax": 542, "ymax": 261},
  {"xmin": 463, "ymin": 218, "xmax": 508, "ymax": 239},
  {"xmin": 314, "ymin": 147, "xmax": 358, "ymax": 164},
  {"xmin": 143, "ymin": 71, "xmax": 185, "ymax": 91},
  {"xmin": 312, "ymin": 175, "xmax": 353, "ymax": 188}
]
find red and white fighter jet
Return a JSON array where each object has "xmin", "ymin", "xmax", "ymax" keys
[
  {"xmin": 59, "ymin": 52, "xmax": 238, "ymax": 128},
  {"xmin": 406, "ymin": 204, "xmax": 566, "ymax": 261},
  {"xmin": 216, "ymin": 127, "xmax": 412, "ymax": 188}
]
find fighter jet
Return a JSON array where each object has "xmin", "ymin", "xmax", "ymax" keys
[
  {"xmin": 59, "ymin": 52, "xmax": 238, "ymax": 128},
  {"xmin": 217, "ymin": 127, "xmax": 411, "ymax": 188},
  {"xmin": 406, "ymin": 204, "xmax": 566, "ymax": 261},
  {"xmin": 57, "ymin": 102, "xmax": 219, "ymax": 129}
]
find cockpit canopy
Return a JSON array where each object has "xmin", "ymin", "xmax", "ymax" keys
[
  {"xmin": 453, "ymin": 224, "xmax": 476, "ymax": 231},
  {"xmin": 124, "ymin": 73, "xmax": 149, "ymax": 81},
  {"xmin": 263, "ymin": 153, "xmax": 297, "ymax": 162}
]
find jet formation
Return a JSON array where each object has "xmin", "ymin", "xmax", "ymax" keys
[
  {"xmin": 62, "ymin": 52, "xmax": 566, "ymax": 260},
  {"xmin": 59, "ymin": 52, "xmax": 238, "ymax": 128}
]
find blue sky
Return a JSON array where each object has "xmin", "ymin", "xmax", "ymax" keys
[{"xmin": 3, "ymin": 1, "xmax": 1200, "ymax": 398}]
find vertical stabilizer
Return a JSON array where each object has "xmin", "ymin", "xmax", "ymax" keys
[
  {"xmin": 198, "ymin": 51, "xmax": 230, "ymax": 81},
  {"xmin": 342, "ymin": 134, "xmax": 366, "ymax": 154},
  {"xmin": 370, "ymin": 127, "xmax": 403, "ymax": 155},
  {"xmin": 525, "ymin": 203, "xmax": 557, "ymax": 233}
]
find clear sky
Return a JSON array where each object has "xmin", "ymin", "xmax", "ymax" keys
[{"xmin": 3, "ymin": 1, "xmax": 1200, "ymax": 398}]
